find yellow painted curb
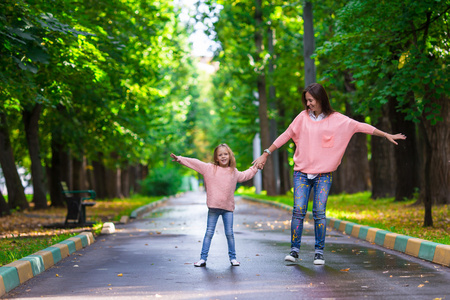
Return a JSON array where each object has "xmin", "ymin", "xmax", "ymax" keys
[
  {"xmin": 384, "ymin": 233, "xmax": 400, "ymax": 250},
  {"xmin": 351, "ymin": 224, "xmax": 362, "ymax": 238},
  {"xmin": 432, "ymin": 244, "xmax": 450, "ymax": 267},
  {"xmin": 405, "ymin": 238, "xmax": 424, "ymax": 257},
  {"xmin": 67, "ymin": 237, "xmax": 83, "ymax": 251},
  {"xmin": 365, "ymin": 228, "xmax": 379, "ymax": 243},
  {"xmin": 328, "ymin": 218, "xmax": 337, "ymax": 229},
  {"xmin": 79, "ymin": 232, "xmax": 95, "ymax": 245},
  {"xmin": 0, "ymin": 275, "xmax": 5, "ymax": 296},
  {"xmin": 34, "ymin": 250, "xmax": 54, "ymax": 269},
  {"xmin": 338, "ymin": 220, "xmax": 349, "ymax": 233},
  {"xmin": 4, "ymin": 261, "xmax": 33, "ymax": 284},
  {"xmin": 52, "ymin": 243, "xmax": 70, "ymax": 259}
]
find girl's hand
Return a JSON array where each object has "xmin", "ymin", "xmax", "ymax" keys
[
  {"xmin": 385, "ymin": 133, "xmax": 407, "ymax": 145},
  {"xmin": 170, "ymin": 153, "xmax": 180, "ymax": 162},
  {"xmin": 252, "ymin": 155, "xmax": 268, "ymax": 170}
]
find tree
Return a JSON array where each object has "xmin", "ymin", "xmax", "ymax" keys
[{"xmin": 317, "ymin": 0, "xmax": 450, "ymax": 225}]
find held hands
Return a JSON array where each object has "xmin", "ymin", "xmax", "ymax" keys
[
  {"xmin": 252, "ymin": 155, "xmax": 268, "ymax": 170},
  {"xmin": 170, "ymin": 153, "xmax": 180, "ymax": 162},
  {"xmin": 385, "ymin": 133, "xmax": 407, "ymax": 145}
]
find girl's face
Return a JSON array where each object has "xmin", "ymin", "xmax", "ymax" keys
[
  {"xmin": 305, "ymin": 92, "xmax": 322, "ymax": 116},
  {"xmin": 216, "ymin": 146, "xmax": 230, "ymax": 167}
]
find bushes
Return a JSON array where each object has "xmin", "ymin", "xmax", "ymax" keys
[{"xmin": 140, "ymin": 166, "xmax": 182, "ymax": 196}]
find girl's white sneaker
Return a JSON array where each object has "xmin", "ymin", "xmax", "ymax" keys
[
  {"xmin": 194, "ymin": 259, "xmax": 206, "ymax": 267},
  {"xmin": 230, "ymin": 259, "xmax": 240, "ymax": 266}
]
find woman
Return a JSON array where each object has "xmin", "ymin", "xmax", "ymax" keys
[{"xmin": 253, "ymin": 83, "xmax": 406, "ymax": 265}]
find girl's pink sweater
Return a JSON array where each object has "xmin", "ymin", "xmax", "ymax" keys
[
  {"xmin": 176, "ymin": 157, "xmax": 258, "ymax": 212},
  {"xmin": 273, "ymin": 110, "xmax": 376, "ymax": 173}
]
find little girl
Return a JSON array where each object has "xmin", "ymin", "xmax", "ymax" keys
[{"xmin": 171, "ymin": 144, "xmax": 258, "ymax": 267}]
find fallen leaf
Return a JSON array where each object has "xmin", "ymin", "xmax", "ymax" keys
[
  {"xmin": 418, "ymin": 284, "xmax": 424, "ymax": 288},
  {"xmin": 55, "ymin": 274, "xmax": 59, "ymax": 277},
  {"xmin": 340, "ymin": 268, "xmax": 350, "ymax": 272},
  {"xmin": 117, "ymin": 273, "xmax": 123, "ymax": 277}
]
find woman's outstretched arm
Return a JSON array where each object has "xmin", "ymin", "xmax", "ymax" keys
[{"xmin": 373, "ymin": 129, "xmax": 407, "ymax": 145}]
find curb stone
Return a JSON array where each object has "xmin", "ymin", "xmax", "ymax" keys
[
  {"xmin": 0, "ymin": 232, "xmax": 95, "ymax": 297},
  {"xmin": 241, "ymin": 196, "xmax": 449, "ymax": 267},
  {"xmin": 130, "ymin": 197, "xmax": 169, "ymax": 219}
]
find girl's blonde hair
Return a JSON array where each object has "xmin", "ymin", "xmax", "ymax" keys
[{"xmin": 213, "ymin": 143, "xmax": 236, "ymax": 170}]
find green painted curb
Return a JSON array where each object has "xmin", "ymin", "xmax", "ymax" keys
[
  {"xmin": 59, "ymin": 240, "xmax": 77, "ymax": 254},
  {"xmin": 44, "ymin": 246, "xmax": 63, "ymax": 264},
  {"xmin": 0, "ymin": 267, "xmax": 20, "ymax": 294},
  {"xmin": 19, "ymin": 256, "xmax": 45, "ymax": 276}
]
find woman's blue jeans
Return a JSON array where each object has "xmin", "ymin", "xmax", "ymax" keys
[
  {"xmin": 200, "ymin": 208, "xmax": 236, "ymax": 261},
  {"xmin": 290, "ymin": 171, "xmax": 332, "ymax": 255}
]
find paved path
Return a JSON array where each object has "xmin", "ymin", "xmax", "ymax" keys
[{"xmin": 3, "ymin": 191, "xmax": 449, "ymax": 299}]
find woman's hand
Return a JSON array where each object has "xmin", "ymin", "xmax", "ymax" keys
[
  {"xmin": 385, "ymin": 133, "xmax": 407, "ymax": 145},
  {"xmin": 252, "ymin": 154, "xmax": 268, "ymax": 169},
  {"xmin": 170, "ymin": 153, "xmax": 180, "ymax": 162}
]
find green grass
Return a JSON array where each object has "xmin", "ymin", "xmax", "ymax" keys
[
  {"xmin": 237, "ymin": 187, "xmax": 449, "ymax": 245},
  {"xmin": 0, "ymin": 233, "xmax": 76, "ymax": 266}
]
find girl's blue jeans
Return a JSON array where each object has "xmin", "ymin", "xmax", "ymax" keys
[
  {"xmin": 290, "ymin": 171, "xmax": 333, "ymax": 255},
  {"xmin": 200, "ymin": 208, "xmax": 236, "ymax": 261}
]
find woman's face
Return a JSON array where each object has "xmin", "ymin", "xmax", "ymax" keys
[
  {"xmin": 216, "ymin": 147, "xmax": 230, "ymax": 167},
  {"xmin": 305, "ymin": 92, "xmax": 322, "ymax": 116}
]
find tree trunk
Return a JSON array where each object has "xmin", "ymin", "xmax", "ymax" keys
[
  {"xmin": 424, "ymin": 95, "xmax": 449, "ymax": 205},
  {"xmin": 268, "ymin": 25, "xmax": 280, "ymax": 194},
  {"xmin": 48, "ymin": 135, "xmax": 65, "ymax": 207},
  {"xmin": 23, "ymin": 103, "xmax": 47, "ymax": 209},
  {"xmin": 92, "ymin": 158, "xmax": 107, "ymax": 199},
  {"xmin": 60, "ymin": 150, "xmax": 72, "ymax": 189},
  {"xmin": 278, "ymin": 149, "xmax": 292, "ymax": 194},
  {"xmin": 371, "ymin": 104, "xmax": 396, "ymax": 199},
  {"xmin": 254, "ymin": 0, "xmax": 276, "ymax": 195},
  {"xmin": 0, "ymin": 112, "xmax": 28, "ymax": 210},
  {"xmin": 303, "ymin": 1, "xmax": 316, "ymax": 87},
  {"xmin": 72, "ymin": 156, "xmax": 82, "ymax": 190},
  {"xmin": 121, "ymin": 166, "xmax": 130, "ymax": 198},
  {"xmin": 388, "ymin": 94, "xmax": 420, "ymax": 201},
  {"xmin": 0, "ymin": 189, "xmax": 10, "ymax": 216},
  {"xmin": 105, "ymin": 167, "xmax": 123, "ymax": 199},
  {"xmin": 419, "ymin": 120, "xmax": 433, "ymax": 227}
]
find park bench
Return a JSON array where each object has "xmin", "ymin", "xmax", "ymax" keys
[{"xmin": 61, "ymin": 182, "xmax": 96, "ymax": 225}]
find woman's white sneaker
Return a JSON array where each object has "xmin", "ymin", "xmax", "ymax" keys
[
  {"xmin": 313, "ymin": 253, "xmax": 325, "ymax": 265},
  {"xmin": 194, "ymin": 259, "xmax": 206, "ymax": 267},
  {"xmin": 284, "ymin": 251, "xmax": 299, "ymax": 262}
]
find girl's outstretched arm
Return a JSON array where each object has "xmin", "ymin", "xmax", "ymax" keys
[{"xmin": 373, "ymin": 129, "xmax": 407, "ymax": 145}]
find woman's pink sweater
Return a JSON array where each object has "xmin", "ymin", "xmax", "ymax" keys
[
  {"xmin": 176, "ymin": 157, "xmax": 258, "ymax": 212},
  {"xmin": 273, "ymin": 110, "xmax": 376, "ymax": 173}
]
